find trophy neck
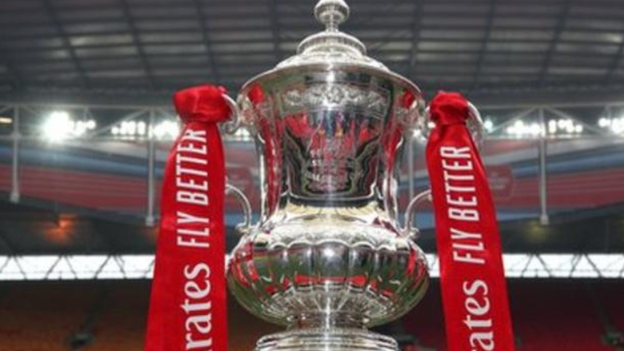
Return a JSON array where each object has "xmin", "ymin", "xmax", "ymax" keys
[
  {"xmin": 288, "ymin": 312, "xmax": 366, "ymax": 330},
  {"xmin": 256, "ymin": 328, "xmax": 399, "ymax": 351}
]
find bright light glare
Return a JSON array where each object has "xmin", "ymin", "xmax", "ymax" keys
[
  {"xmin": 42, "ymin": 111, "xmax": 71, "ymax": 142},
  {"xmin": 153, "ymin": 120, "xmax": 180, "ymax": 139},
  {"xmin": 548, "ymin": 119, "xmax": 584, "ymax": 135},
  {"xmin": 483, "ymin": 119, "xmax": 494, "ymax": 132},
  {"xmin": 597, "ymin": 117, "xmax": 624, "ymax": 134},
  {"xmin": 0, "ymin": 254, "xmax": 623, "ymax": 280},
  {"xmin": 506, "ymin": 118, "xmax": 586, "ymax": 137},
  {"xmin": 41, "ymin": 111, "xmax": 97, "ymax": 142},
  {"xmin": 110, "ymin": 119, "xmax": 180, "ymax": 139},
  {"xmin": 506, "ymin": 120, "xmax": 544, "ymax": 137}
]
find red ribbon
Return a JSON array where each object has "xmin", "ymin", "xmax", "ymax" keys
[
  {"xmin": 426, "ymin": 92, "xmax": 515, "ymax": 351},
  {"xmin": 145, "ymin": 85, "xmax": 229, "ymax": 351}
]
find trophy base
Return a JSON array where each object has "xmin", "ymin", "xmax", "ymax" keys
[{"xmin": 256, "ymin": 328, "xmax": 398, "ymax": 351}]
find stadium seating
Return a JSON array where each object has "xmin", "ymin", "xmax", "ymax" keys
[
  {"xmin": 0, "ymin": 280, "xmax": 622, "ymax": 351},
  {"xmin": 0, "ymin": 282, "xmax": 97, "ymax": 351},
  {"xmin": 402, "ymin": 283, "xmax": 446, "ymax": 350},
  {"xmin": 82, "ymin": 282, "xmax": 150, "ymax": 351},
  {"xmin": 596, "ymin": 282, "xmax": 624, "ymax": 343},
  {"xmin": 509, "ymin": 281, "xmax": 612, "ymax": 351}
]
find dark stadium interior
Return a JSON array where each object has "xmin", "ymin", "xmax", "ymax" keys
[
  {"xmin": 1, "ymin": 0, "xmax": 624, "ymax": 350},
  {"xmin": 1, "ymin": 280, "xmax": 624, "ymax": 351},
  {"xmin": 2, "ymin": 0, "xmax": 624, "ymax": 105}
]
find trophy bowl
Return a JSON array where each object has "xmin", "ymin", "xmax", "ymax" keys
[{"xmin": 227, "ymin": 1, "xmax": 430, "ymax": 350}]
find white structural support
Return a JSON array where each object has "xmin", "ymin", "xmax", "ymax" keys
[
  {"xmin": 145, "ymin": 109, "xmax": 156, "ymax": 227},
  {"xmin": 9, "ymin": 106, "xmax": 20, "ymax": 203},
  {"xmin": 0, "ymin": 254, "xmax": 623, "ymax": 281},
  {"xmin": 0, "ymin": 255, "xmax": 155, "ymax": 281}
]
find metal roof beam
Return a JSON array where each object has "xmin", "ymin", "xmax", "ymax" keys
[
  {"xmin": 471, "ymin": 0, "xmax": 497, "ymax": 92},
  {"xmin": 193, "ymin": 0, "xmax": 220, "ymax": 84},
  {"xmin": 408, "ymin": 0, "xmax": 425, "ymax": 80},
  {"xmin": 0, "ymin": 61, "xmax": 23, "ymax": 90},
  {"xmin": 537, "ymin": 0, "xmax": 573, "ymax": 86},
  {"xmin": 605, "ymin": 30, "xmax": 624, "ymax": 84},
  {"xmin": 3, "ymin": 36, "xmax": 621, "ymax": 53},
  {"xmin": 269, "ymin": 0, "xmax": 282, "ymax": 63},
  {"xmin": 118, "ymin": 0, "xmax": 156, "ymax": 89},
  {"xmin": 41, "ymin": 0, "xmax": 90, "ymax": 88},
  {"xmin": 3, "ymin": 22, "xmax": 624, "ymax": 43}
]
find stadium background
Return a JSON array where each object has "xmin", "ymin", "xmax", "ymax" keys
[{"xmin": 1, "ymin": 0, "xmax": 624, "ymax": 350}]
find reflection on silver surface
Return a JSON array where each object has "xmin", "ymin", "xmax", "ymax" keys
[{"xmin": 226, "ymin": 1, "xmax": 430, "ymax": 350}]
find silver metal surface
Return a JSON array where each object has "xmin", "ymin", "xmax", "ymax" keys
[
  {"xmin": 273, "ymin": 0, "xmax": 386, "ymax": 72},
  {"xmin": 230, "ymin": 65, "xmax": 430, "ymax": 331},
  {"xmin": 225, "ymin": 1, "xmax": 482, "ymax": 351},
  {"xmin": 403, "ymin": 190, "xmax": 432, "ymax": 240},
  {"xmin": 225, "ymin": 183, "xmax": 253, "ymax": 235},
  {"xmin": 222, "ymin": 94, "xmax": 242, "ymax": 134}
]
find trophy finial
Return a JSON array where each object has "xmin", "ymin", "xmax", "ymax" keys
[{"xmin": 314, "ymin": 0, "xmax": 350, "ymax": 31}]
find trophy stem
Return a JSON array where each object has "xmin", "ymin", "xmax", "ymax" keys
[
  {"xmin": 256, "ymin": 328, "xmax": 398, "ymax": 351},
  {"xmin": 255, "ymin": 313, "xmax": 398, "ymax": 351},
  {"xmin": 288, "ymin": 313, "xmax": 365, "ymax": 330}
]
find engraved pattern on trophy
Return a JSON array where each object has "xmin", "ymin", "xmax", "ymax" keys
[
  {"xmin": 227, "ymin": 1, "xmax": 432, "ymax": 350},
  {"xmin": 279, "ymin": 79, "xmax": 389, "ymax": 200}
]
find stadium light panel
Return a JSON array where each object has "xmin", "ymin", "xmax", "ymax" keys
[
  {"xmin": 0, "ymin": 254, "xmax": 622, "ymax": 281},
  {"xmin": 41, "ymin": 111, "xmax": 97, "ymax": 142},
  {"xmin": 483, "ymin": 119, "xmax": 494, "ymax": 132},
  {"xmin": 42, "ymin": 111, "xmax": 72, "ymax": 142},
  {"xmin": 153, "ymin": 120, "xmax": 180, "ymax": 140}
]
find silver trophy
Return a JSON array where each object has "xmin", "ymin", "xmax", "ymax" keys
[{"xmin": 226, "ymin": 1, "xmax": 483, "ymax": 350}]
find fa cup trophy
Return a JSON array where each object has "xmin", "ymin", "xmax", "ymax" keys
[
  {"xmin": 228, "ymin": 1, "xmax": 431, "ymax": 350},
  {"xmin": 146, "ymin": 1, "xmax": 516, "ymax": 351}
]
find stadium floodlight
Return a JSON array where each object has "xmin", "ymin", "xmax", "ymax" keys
[
  {"xmin": 120, "ymin": 121, "xmax": 137, "ymax": 136},
  {"xmin": 483, "ymin": 119, "xmax": 494, "ymax": 132},
  {"xmin": 612, "ymin": 118, "xmax": 624, "ymax": 134},
  {"xmin": 42, "ymin": 111, "xmax": 72, "ymax": 142},
  {"xmin": 110, "ymin": 119, "xmax": 178, "ymax": 139},
  {"xmin": 0, "ymin": 254, "xmax": 622, "ymax": 281},
  {"xmin": 152, "ymin": 120, "xmax": 180, "ymax": 140},
  {"xmin": 598, "ymin": 118, "xmax": 611, "ymax": 128},
  {"xmin": 506, "ymin": 120, "xmax": 544, "ymax": 137},
  {"xmin": 137, "ymin": 121, "xmax": 147, "ymax": 136},
  {"xmin": 597, "ymin": 117, "xmax": 624, "ymax": 134},
  {"xmin": 41, "ymin": 111, "xmax": 97, "ymax": 142}
]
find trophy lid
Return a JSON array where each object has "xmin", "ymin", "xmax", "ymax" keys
[
  {"xmin": 240, "ymin": 0, "xmax": 423, "ymax": 93},
  {"xmin": 275, "ymin": 0, "xmax": 388, "ymax": 71}
]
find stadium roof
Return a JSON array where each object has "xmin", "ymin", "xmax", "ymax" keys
[{"xmin": 2, "ymin": 0, "xmax": 624, "ymax": 106}]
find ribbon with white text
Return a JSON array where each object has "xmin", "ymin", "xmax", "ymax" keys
[
  {"xmin": 426, "ymin": 92, "xmax": 515, "ymax": 351},
  {"xmin": 145, "ymin": 85, "xmax": 229, "ymax": 351}
]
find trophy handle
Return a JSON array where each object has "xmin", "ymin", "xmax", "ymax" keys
[
  {"xmin": 401, "ymin": 190, "xmax": 432, "ymax": 240},
  {"xmin": 222, "ymin": 94, "xmax": 242, "ymax": 134},
  {"xmin": 226, "ymin": 183, "xmax": 253, "ymax": 235},
  {"xmin": 222, "ymin": 94, "xmax": 254, "ymax": 235},
  {"xmin": 465, "ymin": 101, "xmax": 485, "ymax": 149}
]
